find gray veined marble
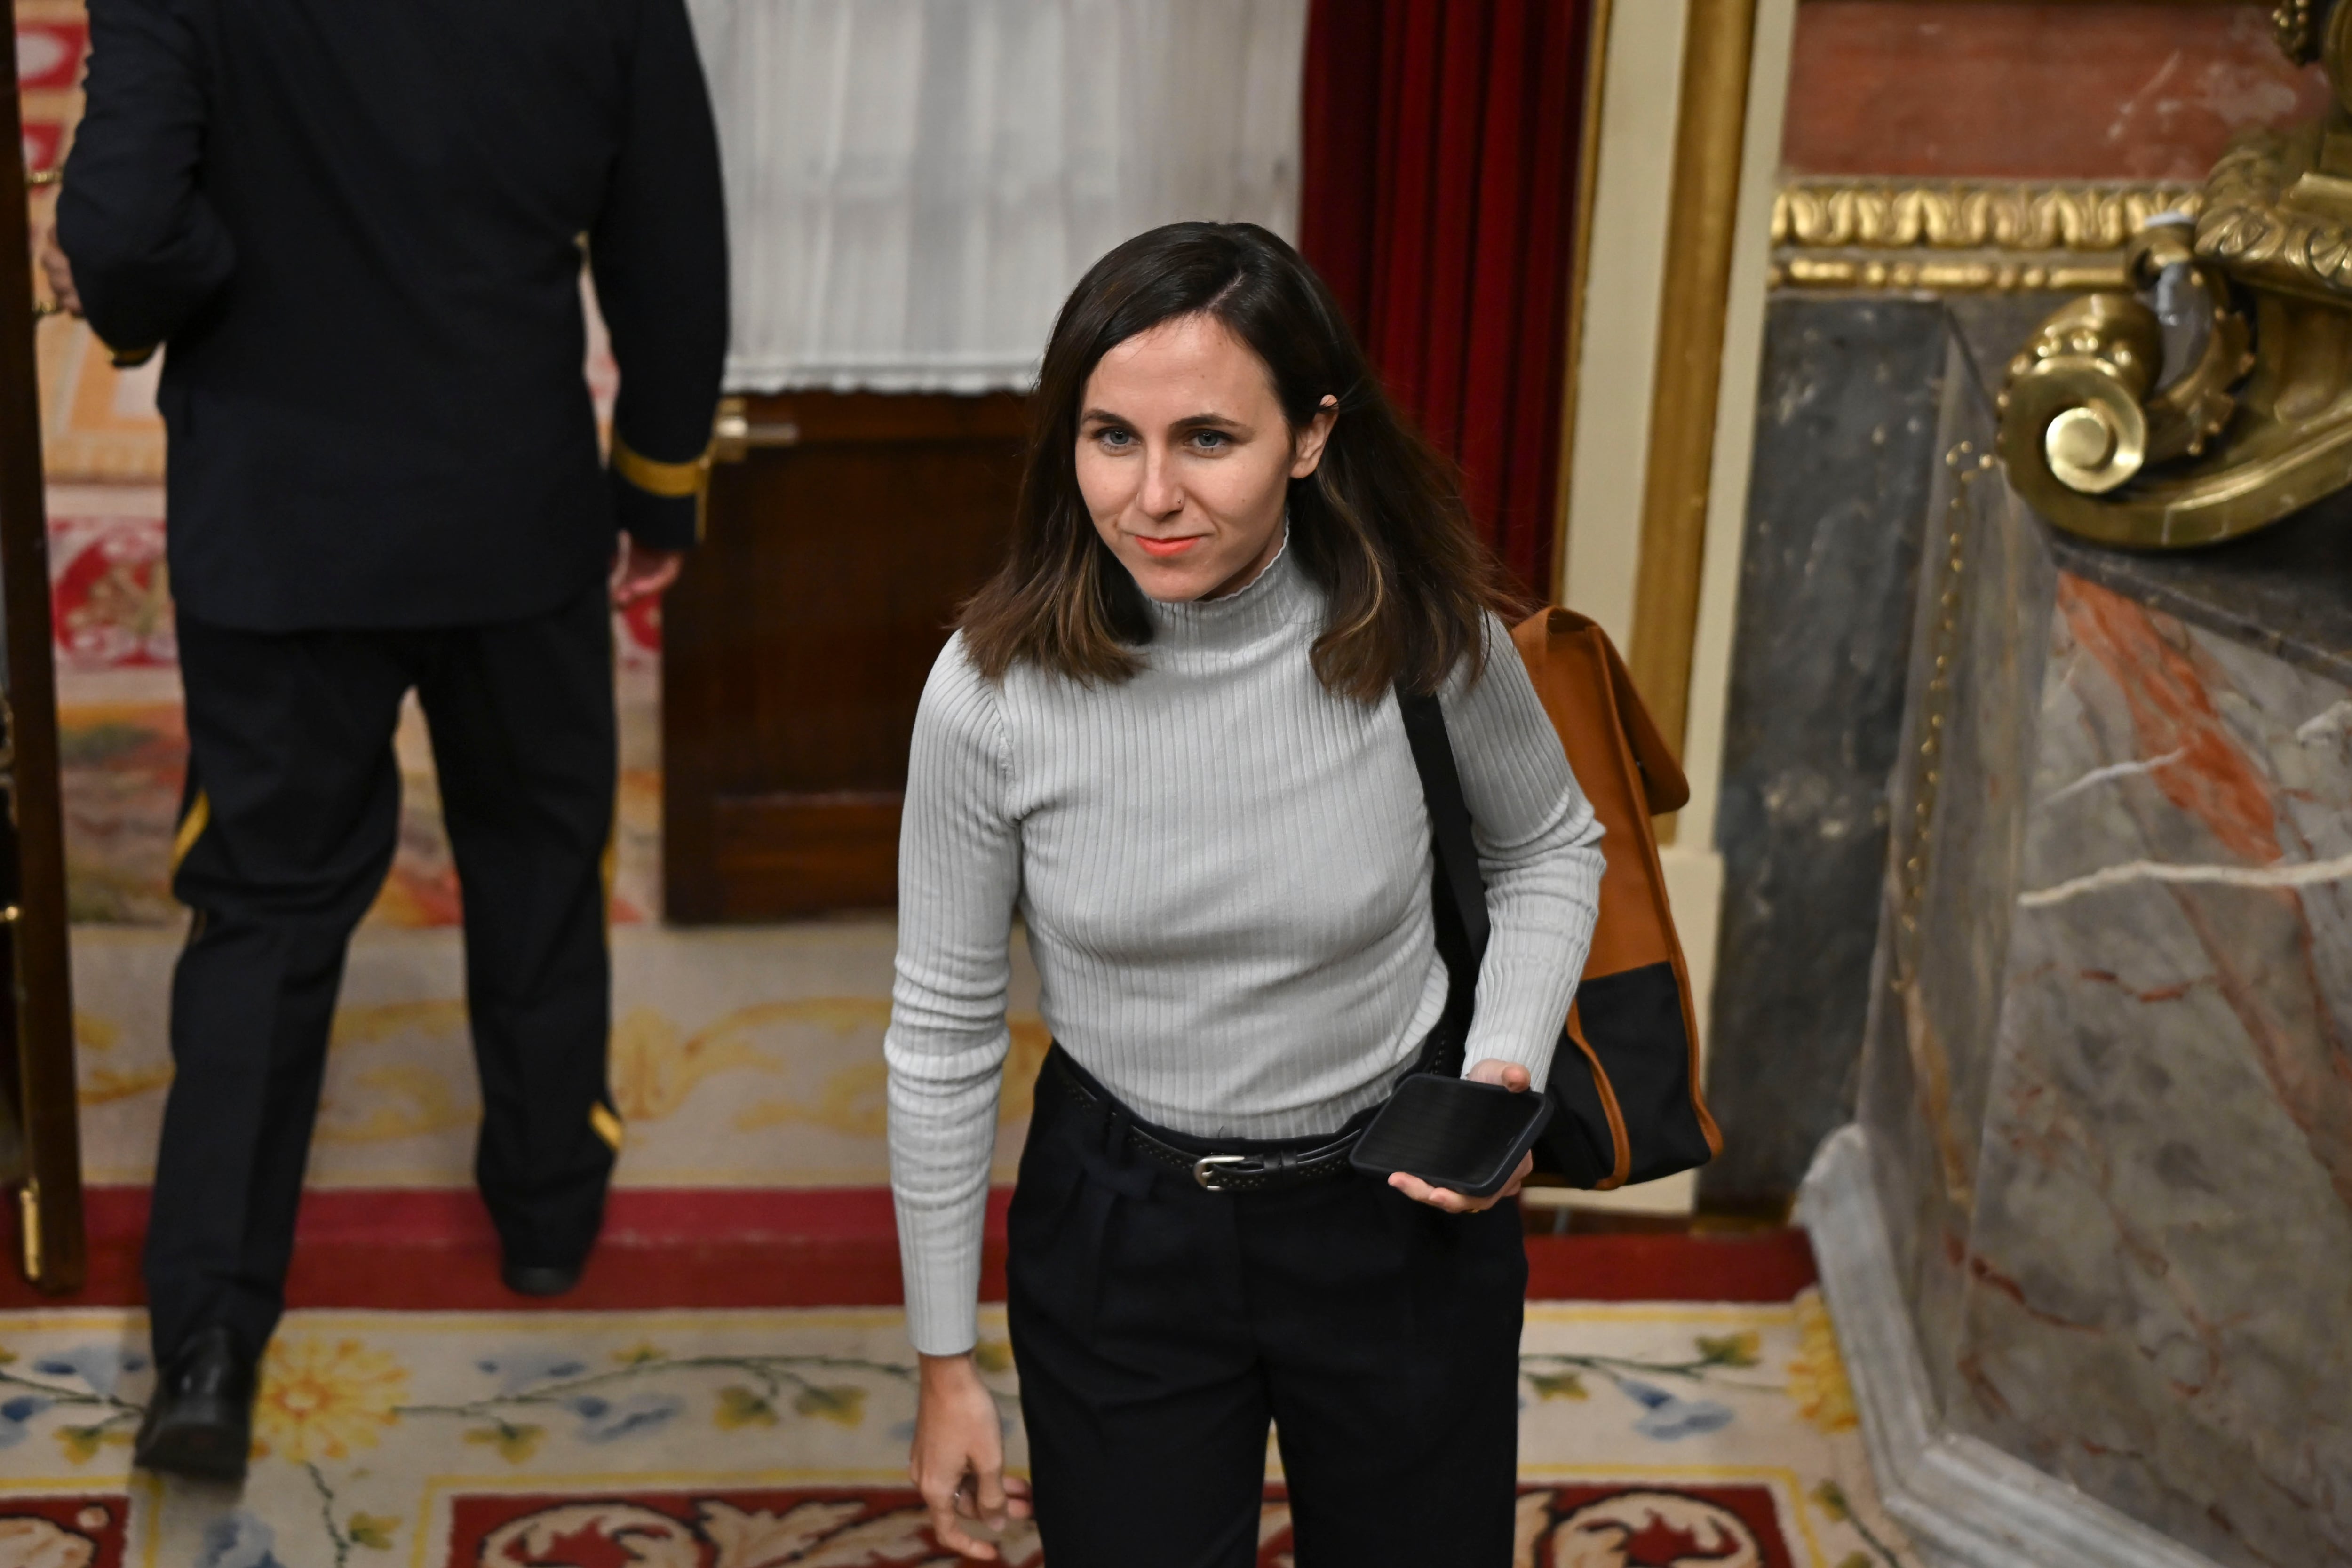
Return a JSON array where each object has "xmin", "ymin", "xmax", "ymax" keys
[
  {"xmin": 1959, "ymin": 573, "xmax": 2352, "ymax": 1568},
  {"xmin": 1703, "ymin": 289, "xmax": 2108, "ymax": 1209},
  {"xmin": 1806, "ymin": 312, "xmax": 2352, "ymax": 1568},
  {"xmin": 2046, "ymin": 495, "xmax": 2352, "ymax": 688},
  {"xmin": 1851, "ymin": 333, "xmax": 2058, "ymax": 1430},
  {"xmin": 1702, "ymin": 296, "xmax": 1948, "ymax": 1207}
]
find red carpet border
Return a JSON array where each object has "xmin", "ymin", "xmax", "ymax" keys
[{"xmin": 2, "ymin": 1186, "xmax": 1814, "ymax": 1311}]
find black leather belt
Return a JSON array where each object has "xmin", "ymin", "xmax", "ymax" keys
[{"xmin": 1053, "ymin": 1051, "xmax": 1363, "ymax": 1194}]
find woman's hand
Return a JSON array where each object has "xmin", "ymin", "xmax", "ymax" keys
[
  {"xmin": 910, "ymin": 1351, "xmax": 1032, "ymax": 1559},
  {"xmin": 1387, "ymin": 1058, "xmax": 1536, "ymax": 1214},
  {"xmin": 609, "ymin": 535, "xmax": 684, "ymax": 606}
]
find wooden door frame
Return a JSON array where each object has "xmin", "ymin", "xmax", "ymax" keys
[{"xmin": 0, "ymin": 0, "xmax": 85, "ymax": 1292}]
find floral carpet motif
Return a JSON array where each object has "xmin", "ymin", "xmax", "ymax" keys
[
  {"xmin": 0, "ymin": 1296, "xmax": 1912, "ymax": 1567},
  {"xmin": 435, "ymin": 1483, "xmax": 1817, "ymax": 1567}
]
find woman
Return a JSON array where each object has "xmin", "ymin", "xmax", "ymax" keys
[{"xmin": 888, "ymin": 221, "xmax": 1604, "ymax": 1566}]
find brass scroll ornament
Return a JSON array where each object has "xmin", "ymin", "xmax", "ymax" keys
[
  {"xmin": 1997, "ymin": 227, "xmax": 2255, "ymax": 542},
  {"xmin": 1999, "ymin": 4, "xmax": 2352, "ymax": 547}
]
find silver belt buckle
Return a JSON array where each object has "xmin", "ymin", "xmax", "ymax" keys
[{"xmin": 1192, "ymin": 1154, "xmax": 1249, "ymax": 1191}]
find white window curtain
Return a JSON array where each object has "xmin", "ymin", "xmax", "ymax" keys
[{"xmin": 682, "ymin": 0, "xmax": 1309, "ymax": 393}]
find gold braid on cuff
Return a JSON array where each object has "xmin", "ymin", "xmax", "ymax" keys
[{"xmin": 611, "ymin": 433, "xmax": 713, "ymax": 499}]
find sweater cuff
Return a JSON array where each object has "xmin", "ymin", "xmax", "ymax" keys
[
  {"xmin": 906, "ymin": 1313, "xmax": 980, "ymax": 1359},
  {"xmin": 609, "ymin": 433, "xmax": 710, "ymax": 550},
  {"xmin": 1462, "ymin": 1021, "xmax": 1562, "ymax": 1087},
  {"xmin": 899, "ymin": 1241, "xmax": 984, "ymax": 1356}
]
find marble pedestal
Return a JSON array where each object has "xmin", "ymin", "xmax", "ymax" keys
[
  {"xmin": 1704, "ymin": 291, "xmax": 2087, "ymax": 1207},
  {"xmin": 1800, "ymin": 329, "xmax": 2352, "ymax": 1568}
]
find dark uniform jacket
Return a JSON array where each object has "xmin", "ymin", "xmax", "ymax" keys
[{"xmin": 58, "ymin": 0, "xmax": 728, "ymax": 631}]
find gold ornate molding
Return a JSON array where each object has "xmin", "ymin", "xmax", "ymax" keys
[
  {"xmin": 2275, "ymin": 0, "xmax": 2321, "ymax": 65},
  {"xmin": 2193, "ymin": 128, "xmax": 2352, "ymax": 302},
  {"xmin": 1770, "ymin": 179, "xmax": 2202, "ymax": 294},
  {"xmin": 1774, "ymin": 181, "xmax": 2202, "ymax": 252},
  {"xmin": 1628, "ymin": 0, "xmax": 1759, "ymax": 802},
  {"xmin": 1776, "ymin": 256, "xmax": 2135, "ymax": 294}
]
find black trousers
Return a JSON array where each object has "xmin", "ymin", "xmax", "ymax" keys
[
  {"xmin": 146, "ymin": 584, "xmax": 620, "ymax": 1364},
  {"xmin": 1006, "ymin": 1049, "xmax": 1526, "ymax": 1568}
]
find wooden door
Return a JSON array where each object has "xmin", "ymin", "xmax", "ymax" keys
[{"xmin": 662, "ymin": 392, "xmax": 1029, "ymax": 922}]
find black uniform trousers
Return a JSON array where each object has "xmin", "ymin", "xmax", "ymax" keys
[
  {"xmin": 1007, "ymin": 1048, "xmax": 1526, "ymax": 1568},
  {"xmin": 147, "ymin": 582, "xmax": 620, "ymax": 1365}
]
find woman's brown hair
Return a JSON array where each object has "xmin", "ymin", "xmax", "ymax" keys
[{"xmin": 959, "ymin": 221, "xmax": 1514, "ymax": 700}]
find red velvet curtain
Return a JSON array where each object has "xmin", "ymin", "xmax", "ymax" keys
[{"xmin": 1300, "ymin": 0, "xmax": 1593, "ymax": 597}]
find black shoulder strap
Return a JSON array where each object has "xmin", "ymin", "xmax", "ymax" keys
[
  {"xmin": 1397, "ymin": 689, "xmax": 1489, "ymax": 1075},
  {"xmin": 1397, "ymin": 689, "xmax": 1491, "ymax": 961}
]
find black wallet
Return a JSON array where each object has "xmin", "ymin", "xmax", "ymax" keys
[{"xmin": 1349, "ymin": 1074, "xmax": 1554, "ymax": 1199}]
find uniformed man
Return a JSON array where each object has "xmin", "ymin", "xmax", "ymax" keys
[{"xmin": 49, "ymin": 0, "xmax": 727, "ymax": 1482}]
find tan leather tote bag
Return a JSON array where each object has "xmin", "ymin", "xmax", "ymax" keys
[{"xmin": 1398, "ymin": 608, "xmax": 1723, "ymax": 1190}]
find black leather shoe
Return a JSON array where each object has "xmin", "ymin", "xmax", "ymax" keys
[
  {"xmin": 501, "ymin": 1259, "xmax": 584, "ymax": 1297},
  {"xmin": 133, "ymin": 1323, "xmax": 254, "ymax": 1483}
]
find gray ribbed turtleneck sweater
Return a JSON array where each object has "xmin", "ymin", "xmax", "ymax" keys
[{"xmin": 885, "ymin": 545, "xmax": 1605, "ymax": 1354}]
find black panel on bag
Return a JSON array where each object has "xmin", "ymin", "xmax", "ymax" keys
[
  {"xmin": 1576, "ymin": 963, "xmax": 1710, "ymax": 1184},
  {"xmin": 1537, "ymin": 1028, "xmax": 1616, "ymax": 1188}
]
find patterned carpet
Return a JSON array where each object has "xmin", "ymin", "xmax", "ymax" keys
[
  {"xmin": 23, "ymin": 489, "xmax": 1921, "ymax": 1566},
  {"xmin": 0, "ymin": 1294, "xmax": 1912, "ymax": 1568}
]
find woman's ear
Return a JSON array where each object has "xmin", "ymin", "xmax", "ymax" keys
[{"xmin": 1290, "ymin": 394, "xmax": 1340, "ymax": 479}]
